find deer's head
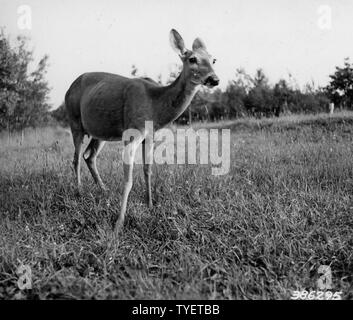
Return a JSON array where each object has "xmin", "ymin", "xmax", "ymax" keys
[{"xmin": 169, "ymin": 29, "xmax": 219, "ymax": 88}]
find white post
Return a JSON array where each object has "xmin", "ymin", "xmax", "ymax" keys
[{"xmin": 329, "ymin": 102, "xmax": 334, "ymax": 115}]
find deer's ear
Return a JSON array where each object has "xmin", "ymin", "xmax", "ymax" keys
[
  {"xmin": 192, "ymin": 38, "xmax": 207, "ymax": 52},
  {"xmin": 170, "ymin": 29, "xmax": 187, "ymax": 57}
]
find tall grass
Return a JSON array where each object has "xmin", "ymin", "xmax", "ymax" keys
[{"xmin": 0, "ymin": 112, "xmax": 352, "ymax": 299}]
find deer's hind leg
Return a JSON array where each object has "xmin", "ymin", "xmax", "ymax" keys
[
  {"xmin": 83, "ymin": 138, "xmax": 107, "ymax": 191},
  {"xmin": 71, "ymin": 129, "xmax": 84, "ymax": 191}
]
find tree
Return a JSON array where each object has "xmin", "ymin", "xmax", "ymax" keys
[
  {"xmin": 244, "ymin": 69, "xmax": 274, "ymax": 117},
  {"xmin": 222, "ymin": 69, "xmax": 251, "ymax": 118},
  {"xmin": 0, "ymin": 31, "xmax": 19, "ymax": 131},
  {"xmin": 326, "ymin": 57, "xmax": 353, "ymax": 109},
  {"xmin": 51, "ymin": 102, "xmax": 69, "ymax": 126},
  {"xmin": 273, "ymin": 79, "xmax": 291, "ymax": 117},
  {"xmin": 252, "ymin": 68, "xmax": 269, "ymax": 87},
  {"xmin": 0, "ymin": 30, "xmax": 51, "ymax": 134},
  {"xmin": 223, "ymin": 82, "xmax": 247, "ymax": 118}
]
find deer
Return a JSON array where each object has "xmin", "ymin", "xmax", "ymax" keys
[{"xmin": 65, "ymin": 29, "xmax": 219, "ymax": 234}]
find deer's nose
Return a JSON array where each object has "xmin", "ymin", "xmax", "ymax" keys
[{"xmin": 204, "ymin": 75, "xmax": 219, "ymax": 87}]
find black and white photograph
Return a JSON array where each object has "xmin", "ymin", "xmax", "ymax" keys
[{"xmin": 0, "ymin": 0, "xmax": 352, "ymax": 305}]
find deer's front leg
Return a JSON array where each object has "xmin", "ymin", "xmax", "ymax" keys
[
  {"xmin": 115, "ymin": 139, "xmax": 139, "ymax": 232},
  {"xmin": 142, "ymin": 139, "xmax": 153, "ymax": 208}
]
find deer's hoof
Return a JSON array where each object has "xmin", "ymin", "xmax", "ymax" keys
[
  {"xmin": 146, "ymin": 198, "xmax": 153, "ymax": 209},
  {"xmin": 113, "ymin": 217, "xmax": 124, "ymax": 236}
]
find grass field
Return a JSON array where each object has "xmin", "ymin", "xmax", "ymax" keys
[{"xmin": 0, "ymin": 111, "xmax": 352, "ymax": 299}]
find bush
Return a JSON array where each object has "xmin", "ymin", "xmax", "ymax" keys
[{"xmin": 0, "ymin": 29, "xmax": 50, "ymax": 132}]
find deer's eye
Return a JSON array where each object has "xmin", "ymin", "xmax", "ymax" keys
[
  {"xmin": 213, "ymin": 58, "xmax": 217, "ymax": 64},
  {"xmin": 189, "ymin": 57, "xmax": 197, "ymax": 64}
]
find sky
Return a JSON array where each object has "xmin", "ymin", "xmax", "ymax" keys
[{"xmin": 0, "ymin": 0, "xmax": 353, "ymax": 109}]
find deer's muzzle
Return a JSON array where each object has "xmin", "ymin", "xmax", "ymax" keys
[{"xmin": 204, "ymin": 75, "xmax": 219, "ymax": 87}]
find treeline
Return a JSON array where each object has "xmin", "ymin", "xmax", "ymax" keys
[
  {"xmin": 1, "ymin": 29, "xmax": 353, "ymax": 132},
  {"xmin": 180, "ymin": 58, "xmax": 353, "ymax": 124},
  {"xmin": 177, "ymin": 68, "xmax": 330, "ymax": 124}
]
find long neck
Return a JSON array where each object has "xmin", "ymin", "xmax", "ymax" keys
[{"xmin": 153, "ymin": 68, "xmax": 199, "ymax": 128}]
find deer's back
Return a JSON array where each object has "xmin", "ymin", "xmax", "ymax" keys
[{"xmin": 65, "ymin": 72, "xmax": 156, "ymax": 141}]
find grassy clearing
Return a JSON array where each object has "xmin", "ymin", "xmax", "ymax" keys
[{"xmin": 0, "ymin": 111, "xmax": 352, "ymax": 299}]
